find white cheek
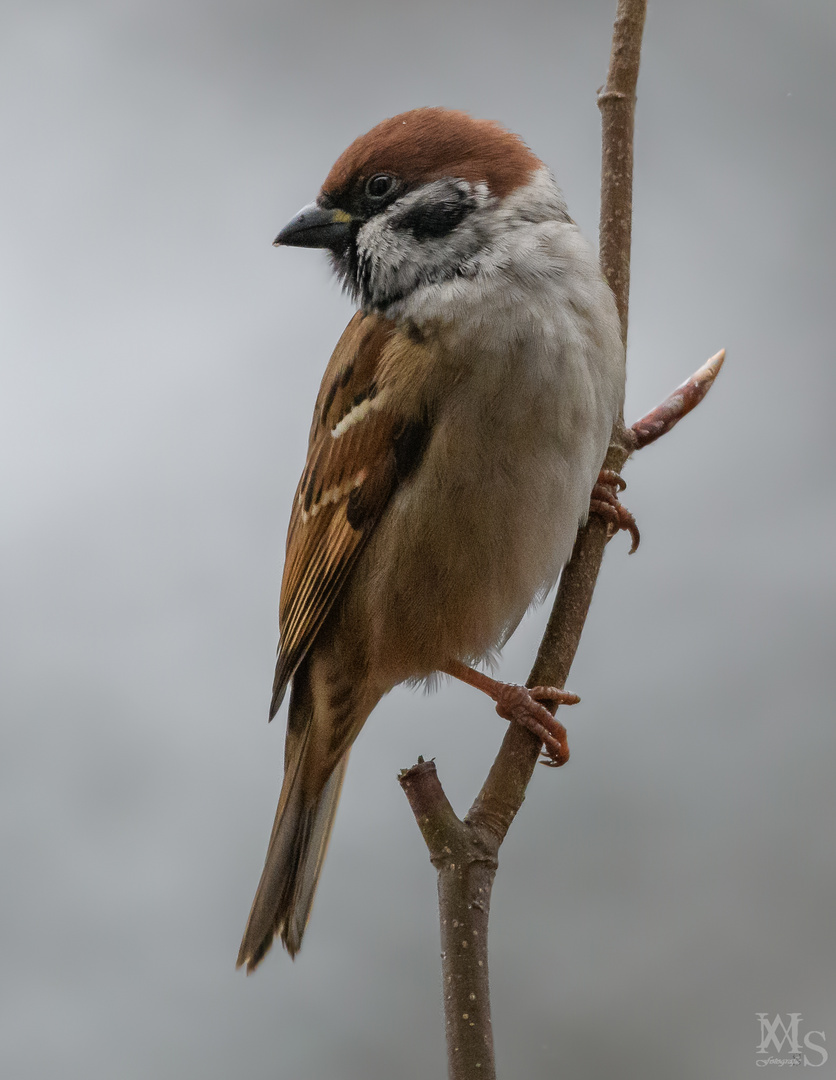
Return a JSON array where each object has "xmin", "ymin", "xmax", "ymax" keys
[
  {"xmin": 354, "ymin": 179, "xmax": 496, "ymax": 311},
  {"xmin": 357, "ymin": 216, "xmax": 417, "ymax": 266}
]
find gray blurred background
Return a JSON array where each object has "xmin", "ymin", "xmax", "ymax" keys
[{"xmin": 2, "ymin": 1, "xmax": 835, "ymax": 1077}]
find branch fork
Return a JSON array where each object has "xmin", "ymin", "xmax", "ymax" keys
[{"xmin": 399, "ymin": 346, "xmax": 724, "ymax": 1080}]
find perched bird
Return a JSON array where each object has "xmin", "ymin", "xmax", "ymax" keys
[{"xmin": 238, "ymin": 107, "xmax": 626, "ymax": 971}]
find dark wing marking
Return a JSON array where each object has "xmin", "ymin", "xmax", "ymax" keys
[{"xmin": 270, "ymin": 312, "xmax": 404, "ymax": 717}]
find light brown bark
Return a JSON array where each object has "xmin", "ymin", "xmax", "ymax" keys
[{"xmin": 399, "ymin": 4, "xmax": 724, "ymax": 1078}]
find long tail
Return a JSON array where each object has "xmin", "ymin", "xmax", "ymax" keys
[{"xmin": 237, "ymin": 686, "xmax": 350, "ymax": 971}]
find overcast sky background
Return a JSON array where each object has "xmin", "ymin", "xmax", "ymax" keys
[{"xmin": 2, "ymin": 1, "xmax": 835, "ymax": 1077}]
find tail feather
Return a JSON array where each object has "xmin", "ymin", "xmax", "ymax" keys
[
  {"xmin": 237, "ymin": 750, "xmax": 349, "ymax": 970},
  {"xmin": 283, "ymin": 757, "xmax": 348, "ymax": 955},
  {"xmin": 240, "ymin": 640, "xmax": 376, "ymax": 971}
]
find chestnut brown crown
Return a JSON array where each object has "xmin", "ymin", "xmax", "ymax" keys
[{"xmin": 321, "ymin": 107, "xmax": 541, "ymax": 203}]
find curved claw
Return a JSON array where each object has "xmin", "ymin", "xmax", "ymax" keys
[
  {"xmin": 493, "ymin": 683, "xmax": 577, "ymax": 766},
  {"xmin": 440, "ymin": 660, "xmax": 578, "ymax": 766},
  {"xmin": 590, "ymin": 470, "xmax": 640, "ymax": 553}
]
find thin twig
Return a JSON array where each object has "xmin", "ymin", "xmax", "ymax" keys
[
  {"xmin": 598, "ymin": 0, "xmax": 648, "ymax": 343},
  {"xmin": 631, "ymin": 349, "xmax": 726, "ymax": 449}
]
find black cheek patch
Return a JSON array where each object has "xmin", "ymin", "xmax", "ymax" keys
[{"xmin": 399, "ymin": 192, "xmax": 474, "ymax": 241}]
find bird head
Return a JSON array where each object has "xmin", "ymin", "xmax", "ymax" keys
[{"xmin": 274, "ymin": 108, "xmax": 568, "ymax": 315}]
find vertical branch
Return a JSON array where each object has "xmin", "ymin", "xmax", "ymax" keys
[
  {"xmin": 397, "ymin": 6, "xmax": 727, "ymax": 1080},
  {"xmin": 598, "ymin": 0, "xmax": 648, "ymax": 345}
]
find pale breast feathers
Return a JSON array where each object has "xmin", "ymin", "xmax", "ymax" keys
[{"xmin": 270, "ymin": 312, "xmax": 432, "ymax": 716}]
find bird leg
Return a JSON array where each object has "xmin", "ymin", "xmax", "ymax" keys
[
  {"xmin": 590, "ymin": 468, "xmax": 640, "ymax": 553},
  {"xmin": 441, "ymin": 659, "xmax": 578, "ymax": 767}
]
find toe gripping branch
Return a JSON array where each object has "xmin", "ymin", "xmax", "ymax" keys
[
  {"xmin": 492, "ymin": 682, "xmax": 579, "ymax": 768},
  {"xmin": 590, "ymin": 468, "xmax": 640, "ymax": 553},
  {"xmin": 591, "ymin": 348, "xmax": 728, "ymax": 556},
  {"xmin": 442, "ymin": 660, "xmax": 578, "ymax": 767}
]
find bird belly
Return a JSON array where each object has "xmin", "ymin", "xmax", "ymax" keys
[{"xmin": 347, "ymin": 350, "xmax": 613, "ymax": 688}]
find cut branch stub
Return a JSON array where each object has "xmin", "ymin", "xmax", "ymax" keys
[{"xmin": 399, "ymin": 760, "xmax": 498, "ymax": 1080}]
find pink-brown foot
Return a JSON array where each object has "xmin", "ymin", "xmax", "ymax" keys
[
  {"xmin": 590, "ymin": 468, "xmax": 640, "ymax": 553},
  {"xmin": 492, "ymin": 683, "xmax": 578, "ymax": 767},
  {"xmin": 441, "ymin": 660, "xmax": 579, "ymax": 767}
]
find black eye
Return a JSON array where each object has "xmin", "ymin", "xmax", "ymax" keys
[{"xmin": 365, "ymin": 174, "xmax": 395, "ymax": 200}]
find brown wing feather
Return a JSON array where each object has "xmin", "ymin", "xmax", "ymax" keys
[{"xmin": 270, "ymin": 312, "xmax": 402, "ymax": 717}]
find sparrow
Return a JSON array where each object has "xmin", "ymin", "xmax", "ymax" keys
[{"xmin": 237, "ymin": 107, "xmax": 625, "ymax": 970}]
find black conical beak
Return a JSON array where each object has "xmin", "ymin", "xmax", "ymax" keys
[{"xmin": 273, "ymin": 203, "xmax": 353, "ymax": 251}]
